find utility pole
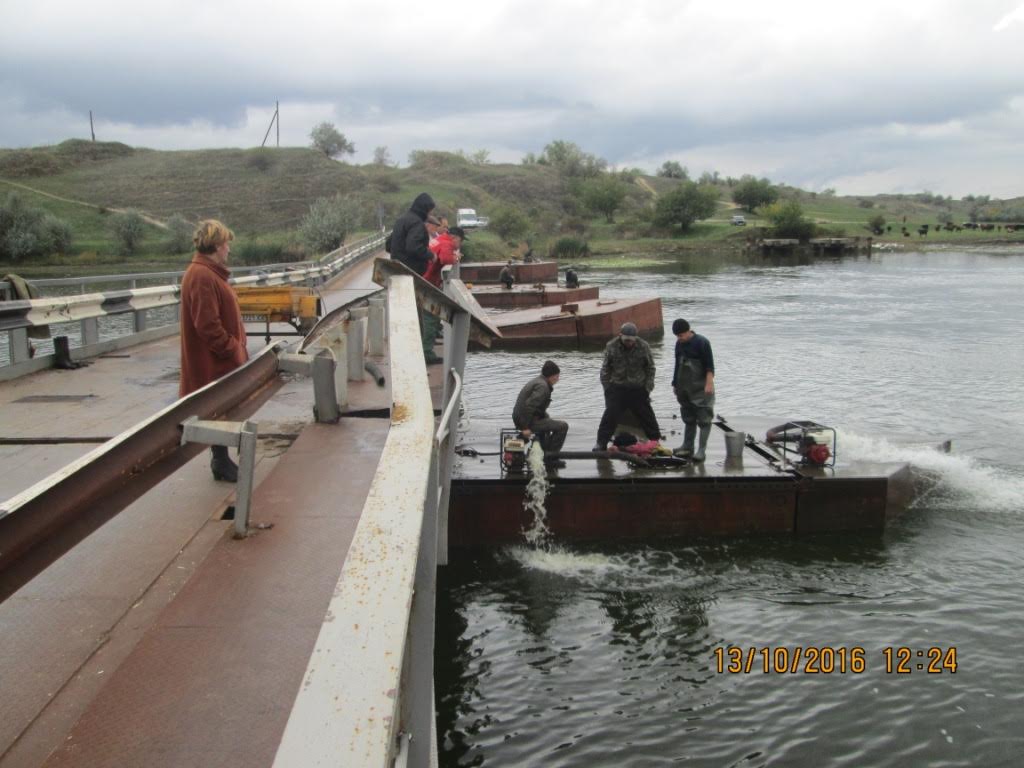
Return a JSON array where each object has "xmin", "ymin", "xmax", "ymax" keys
[
  {"xmin": 261, "ymin": 102, "xmax": 280, "ymax": 148},
  {"xmin": 89, "ymin": 110, "xmax": 95, "ymax": 142}
]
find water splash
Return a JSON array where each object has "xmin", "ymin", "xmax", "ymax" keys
[
  {"xmin": 839, "ymin": 429, "xmax": 1024, "ymax": 513},
  {"xmin": 521, "ymin": 441, "xmax": 553, "ymax": 546}
]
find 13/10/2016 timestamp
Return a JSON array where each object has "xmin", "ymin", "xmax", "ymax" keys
[{"xmin": 714, "ymin": 646, "xmax": 958, "ymax": 674}]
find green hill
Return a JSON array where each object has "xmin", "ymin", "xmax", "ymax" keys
[{"xmin": 2, "ymin": 139, "xmax": 1022, "ymax": 270}]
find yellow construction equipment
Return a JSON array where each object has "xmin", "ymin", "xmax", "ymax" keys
[{"xmin": 234, "ymin": 286, "xmax": 322, "ymax": 342}]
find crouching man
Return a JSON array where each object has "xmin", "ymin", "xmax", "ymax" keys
[{"xmin": 513, "ymin": 360, "xmax": 569, "ymax": 469}]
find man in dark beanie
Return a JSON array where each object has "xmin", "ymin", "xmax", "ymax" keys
[
  {"xmin": 593, "ymin": 322, "xmax": 661, "ymax": 451},
  {"xmin": 670, "ymin": 318, "xmax": 715, "ymax": 461},
  {"xmin": 513, "ymin": 360, "xmax": 569, "ymax": 469}
]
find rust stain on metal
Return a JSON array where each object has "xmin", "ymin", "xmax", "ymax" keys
[{"xmin": 391, "ymin": 403, "xmax": 409, "ymax": 424}]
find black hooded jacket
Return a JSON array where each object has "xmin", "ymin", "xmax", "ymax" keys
[{"xmin": 386, "ymin": 192, "xmax": 435, "ymax": 275}]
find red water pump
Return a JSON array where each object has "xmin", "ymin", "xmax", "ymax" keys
[{"xmin": 765, "ymin": 421, "xmax": 836, "ymax": 467}]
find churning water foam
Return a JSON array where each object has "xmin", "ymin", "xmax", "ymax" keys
[
  {"xmin": 508, "ymin": 428, "xmax": 1024, "ymax": 579},
  {"xmin": 838, "ymin": 428, "xmax": 1024, "ymax": 513}
]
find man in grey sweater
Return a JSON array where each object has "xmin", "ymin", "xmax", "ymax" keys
[{"xmin": 513, "ymin": 360, "xmax": 569, "ymax": 469}]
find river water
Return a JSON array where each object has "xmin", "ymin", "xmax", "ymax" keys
[{"xmin": 435, "ymin": 247, "xmax": 1024, "ymax": 767}]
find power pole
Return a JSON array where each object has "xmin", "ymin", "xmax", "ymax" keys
[
  {"xmin": 89, "ymin": 110, "xmax": 95, "ymax": 142},
  {"xmin": 261, "ymin": 102, "xmax": 280, "ymax": 148}
]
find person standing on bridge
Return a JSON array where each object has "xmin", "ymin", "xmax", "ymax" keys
[
  {"xmin": 179, "ymin": 219, "xmax": 248, "ymax": 482},
  {"xmin": 513, "ymin": 360, "xmax": 569, "ymax": 469},
  {"xmin": 386, "ymin": 192, "xmax": 443, "ymax": 364},
  {"xmin": 670, "ymin": 318, "xmax": 715, "ymax": 462},
  {"xmin": 593, "ymin": 322, "xmax": 661, "ymax": 451}
]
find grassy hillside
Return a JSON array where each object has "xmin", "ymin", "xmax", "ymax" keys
[{"xmin": 2, "ymin": 139, "xmax": 1022, "ymax": 271}]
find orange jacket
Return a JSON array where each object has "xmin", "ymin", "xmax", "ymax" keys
[{"xmin": 178, "ymin": 254, "xmax": 248, "ymax": 397}]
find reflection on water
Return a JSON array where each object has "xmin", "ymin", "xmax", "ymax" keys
[{"xmin": 437, "ymin": 248, "xmax": 1024, "ymax": 767}]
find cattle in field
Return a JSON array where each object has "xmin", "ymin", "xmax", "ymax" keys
[
  {"xmin": 980, "ymin": 223, "xmax": 995, "ymax": 231},
  {"xmin": 918, "ymin": 226, "xmax": 929, "ymax": 237},
  {"xmin": 1005, "ymin": 224, "xmax": 1018, "ymax": 233}
]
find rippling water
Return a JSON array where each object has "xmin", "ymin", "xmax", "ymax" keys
[{"xmin": 436, "ymin": 247, "xmax": 1024, "ymax": 767}]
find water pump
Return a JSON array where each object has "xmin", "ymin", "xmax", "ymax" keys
[{"xmin": 765, "ymin": 420, "xmax": 836, "ymax": 467}]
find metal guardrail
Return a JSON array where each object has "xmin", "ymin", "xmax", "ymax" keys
[
  {"xmin": 0, "ymin": 233, "xmax": 385, "ymax": 373},
  {"xmin": 273, "ymin": 273, "xmax": 473, "ymax": 767}
]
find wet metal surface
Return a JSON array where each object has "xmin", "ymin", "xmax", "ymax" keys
[{"xmin": 38, "ymin": 420, "xmax": 389, "ymax": 768}]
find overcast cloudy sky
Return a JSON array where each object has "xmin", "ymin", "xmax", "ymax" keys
[{"xmin": 2, "ymin": 0, "xmax": 1023, "ymax": 197}]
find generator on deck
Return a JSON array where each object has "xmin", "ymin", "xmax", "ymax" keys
[{"xmin": 234, "ymin": 286, "xmax": 322, "ymax": 343}]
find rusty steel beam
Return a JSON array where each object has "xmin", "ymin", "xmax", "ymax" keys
[{"xmin": 0, "ymin": 343, "xmax": 286, "ymax": 603}]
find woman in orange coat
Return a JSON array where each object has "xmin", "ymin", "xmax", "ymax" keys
[{"xmin": 179, "ymin": 220, "xmax": 248, "ymax": 481}]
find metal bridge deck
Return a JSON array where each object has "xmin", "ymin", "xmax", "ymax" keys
[{"xmin": 0, "ymin": 254, "xmax": 454, "ymax": 766}]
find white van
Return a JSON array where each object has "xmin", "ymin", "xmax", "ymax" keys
[
  {"xmin": 457, "ymin": 208, "xmax": 489, "ymax": 228},
  {"xmin": 731, "ymin": 214, "xmax": 747, "ymax": 226}
]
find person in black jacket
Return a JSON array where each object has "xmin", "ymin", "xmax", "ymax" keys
[
  {"xmin": 387, "ymin": 192, "xmax": 436, "ymax": 275},
  {"xmin": 387, "ymin": 193, "xmax": 443, "ymax": 363}
]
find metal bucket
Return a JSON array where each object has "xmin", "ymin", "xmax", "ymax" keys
[{"xmin": 724, "ymin": 431, "xmax": 746, "ymax": 458}]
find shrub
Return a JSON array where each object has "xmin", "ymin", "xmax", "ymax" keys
[
  {"xmin": 111, "ymin": 209, "xmax": 145, "ymax": 255},
  {"xmin": 858, "ymin": 198, "xmax": 875, "ymax": 208},
  {"xmin": 763, "ymin": 200, "xmax": 817, "ymax": 240},
  {"xmin": 549, "ymin": 236, "xmax": 590, "ymax": 259},
  {"xmin": 657, "ymin": 161, "xmax": 688, "ymax": 180},
  {"xmin": 488, "ymin": 205, "xmax": 530, "ymax": 242},
  {"xmin": 163, "ymin": 214, "xmax": 194, "ymax": 254},
  {"xmin": 0, "ymin": 192, "xmax": 74, "ymax": 260},
  {"xmin": 867, "ymin": 214, "xmax": 886, "ymax": 235},
  {"xmin": 298, "ymin": 194, "xmax": 358, "ymax": 254}
]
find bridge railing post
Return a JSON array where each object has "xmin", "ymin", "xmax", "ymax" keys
[
  {"xmin": 179, "ymin": 416, "xmax": 259, "ymax": 538},
  {"xmin": 346, "ymin": 307, "xmax": 367, "ymax": 382}
]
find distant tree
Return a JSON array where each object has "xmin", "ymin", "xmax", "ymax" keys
[
  {"xmin": 298, "ymin": 194, "xmax": 359, "ymax": 254},
  {"xmin": 163, "ymin": 214, "xmax": 194, "ymax": 254},
  {"xmin": 867, "ymin": 213, "xmax": 886, "ymax": 235},
  {"xmin": 764, "ymin": 200, "xmax": 816, "ymax": 239},
  {"xmin": 522, "ymin": 152, "xmax": 538, "ymax": 165},
  {"xmin": 537, "ymin": 140, "xmax": 607, "ymax": 178},
  {"xmin": 309, "ymin": 122, "xmax": 355, "ymax": 159},
  {"xmin": 580, "ymin": 175, "xmax": 628, "ymax": 223},
  {"xmin": 657, "ymin": 161, "xmax": 688, "ymax": 180},
  {"xmin": 111, "ymin": 209, "xmax": 145, "ymax": 255},
  {"xmin": 488, "ymin": 205, "xmax": 530, "ymax": 242},
  {"xmin": 698, "ymin": 170, "xmax": 721, "ymax": 185},
  {"xmin": 471, "ymin": 149, "xmax": 491, "ymax": 165},
  {"xmin": 653, "ymin": 181, "xmax": 719, "ymax": 233},
  {"xmin": 372, "ymin": 146, "xmax": 392, "ymax": 166},
  {"xmin": 936, "ymin": 211, "xmax": 953, "ymax": 225},
  {"xmin": 732, "ymin": 175, "xmax": 778, "ymax": 212}
]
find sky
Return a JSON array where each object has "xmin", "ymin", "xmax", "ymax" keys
[{"xmin": 2, "ymin": 0, "xmax": 1024, "ymax": 198}]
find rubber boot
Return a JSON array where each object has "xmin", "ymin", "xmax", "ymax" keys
[
  {"xmin": 210, "ymin": 445, "xmax": 238, "ymax": 483},
  {"xmin": 692, "ymin": 425, "xmax": 712, "ymax": 463},
  {"xmin": 54, "ymin": 335, "xmax": 87, "ymax": 370},
  {"xmin": 674, "ymin": 423, "xmax": 696, "ymax": 457}
]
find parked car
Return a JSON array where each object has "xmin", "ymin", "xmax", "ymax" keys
[
  {"xmin": 457, "ymin": 208, "xmax": 489, "ymax": 228},
  {"xmin": 731, "ymin": 215, "xmax": 746, "ymax": 226}
]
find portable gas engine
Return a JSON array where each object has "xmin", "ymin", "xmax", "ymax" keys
[
  {"xmin": 765, "ymin": 420, "xmax": 836, "ymax": 467},
  {"xmin": 499, "ymin": 428, "xmax": 533, "ymax": 474}
]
